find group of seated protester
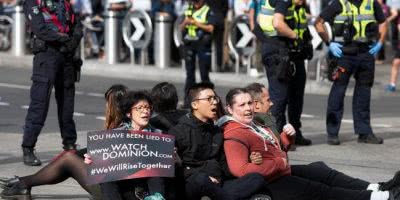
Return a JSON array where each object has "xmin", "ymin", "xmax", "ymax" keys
[{"xmin": 1, "ymin": 82, "xmax": 400, "ymax": 200}]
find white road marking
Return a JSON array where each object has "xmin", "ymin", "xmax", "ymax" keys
[
  {"xmin": 21, "ymin": 105, "xmax": 29, "ymax": 109},
  {"xmin": 73, "ymin": 112, "xmax": 85, "ymax": 117},
  {"xmin": 0, "ymin": 82, "xmax": 30, "ymax": 90},
  {"xmin": 0, "ymin": 102, "xmax": 10, "ymax": 106},
  {"xmin": 96, "ymin": 116, "xmax": 106, "ymax": 121},
  {"xmin": 301, "ymin": 114, "xmax": 315, "ymax": 118},
  {"xmin": 87, "ymin": 93, "xmax": 103, "ymax": 97},
  {"xmin": 372, "ymin": 124, "xmax": 392, "ymax": 128},
  {"xmin": 342, "ymin": 119, "xmax": 354, "ymax": 124}
]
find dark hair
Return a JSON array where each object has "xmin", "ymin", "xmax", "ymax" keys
[
  {"xmin": 245, "ymin": 82, "xmax": 266, "ymax": 101},
  {"xmin": 225, "ymin": 88, "xmax": 249, "ymax": 107},
  {"xmin": 121, "ymin": 90, "xmax": 153, "ymax": 115},
  {"xmin": 188, "ymin": 82, "xmax": 215, "ymax": 103},
  {"xmin": 104, "ymin": 84, "xmax": 128, "ymax": 129},
  {"xmin": 151, "ymin": 82, "xmax": 178, "ymax": 113}
]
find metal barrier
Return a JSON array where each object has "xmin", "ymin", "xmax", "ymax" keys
[
  {"xmin": 0, "ymin": 15, "xmax": 13, "ymax": 51},
  {"xmin": 154, "ymin": 13, "xmax": 172, "ymax": 69},
  {"xmin": 104, "ymin": 10, "xmax": 124, "ymax": 64},
  {"xmin": 11, "ymin": 2, "xmax": 26, "ymax": 56},
  {"xmin": 122, "ymin": 10, "xmax": 152, "ymax": 65},
  {"xmin": 227, "ymin": 15, "xmax": 256, "ymax": 75}
]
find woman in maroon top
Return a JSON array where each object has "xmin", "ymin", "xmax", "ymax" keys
[{"xmin": 219, "ymin": 88, "xmax": 400, "ymax": 200}]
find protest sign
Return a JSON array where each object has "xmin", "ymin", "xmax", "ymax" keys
[{"xmin": 86, "ymin": 130, "xmax": 175, "ymax": 185}]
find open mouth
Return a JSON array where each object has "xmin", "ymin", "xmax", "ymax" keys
[{"xmin": 244, "ymin": 112, "xmax": 253, "ymax": 118}]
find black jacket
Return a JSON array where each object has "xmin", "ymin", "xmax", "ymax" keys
[
  {"xmin": 150, "ymin": 109, "xmax": 188, "ymax": 133},
  {"xmin": 168, "ymin": 113, "xmax": 223, "ymax": 180}
]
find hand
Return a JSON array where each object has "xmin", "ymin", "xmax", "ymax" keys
[
  {"xmin": 369, "ymin": 42, "xmax": 383, "ymax": 56},
  {"xmin": 173, "ymin": 147, "xmax": 182, "ymax": 165},
  {"xmin": 249, "ymin": 152, "xmax": 263, "ymax": 165},
  {"xmin": 281, "ymin": 158, "xmax": 288, "ymax": 168},
  {"xmin": 283, "ymin": 124, "xmax": 296, "ymax": 137},
  {"xmin": 83, "ymin": 153, "xmax": 92, "ymax": 165},
  {"xmin": 209, "ymin": 176, "xmax": 220, "ymax": 184},
  {"xmin": 329, "ymin": 42, "xmax": 343, "ymax": 58}
]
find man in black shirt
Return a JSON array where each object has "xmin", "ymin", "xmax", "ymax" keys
[{"xmin": 315, "ymin": 0, "xmax": 387, "ymax": 145}]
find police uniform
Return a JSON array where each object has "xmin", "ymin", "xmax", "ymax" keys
[
  {"xmin": 319, "ymin": 0, "xmax": 386, "ymax": 144},
  {"xmin": 181, "ymin": 2, "xmax": 217, "ymax": 105},
  {"xmin": 256, "ymin": 0, "xmax": 312, "ymax": 145},
  {"xmin": 22, "ymin": 0, "xmax": 83, "ymax": 165}
]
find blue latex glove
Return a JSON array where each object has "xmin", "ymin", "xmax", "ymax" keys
[
  {"xmin": 369, "ymin": 42, "xmax": 383, "ymax": 56},
  {"xmin": 329, "ymin": 42, "xmax": 343, "ymax": 58}
]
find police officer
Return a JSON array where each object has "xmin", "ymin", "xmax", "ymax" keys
[
  {"xmin": 315, "ymin": 0, "xmax": 387, "ymax": 145},
  {"xmin": 22, "ymin": 0, "xmax": 83, "ymax": 165},
  {"xmin": 254, "ymin": 0, "xmax": 312, "ymax": 146},
  {"xmin": 179, "ymin": 0, "xmax": 217, "ymax": 107}
]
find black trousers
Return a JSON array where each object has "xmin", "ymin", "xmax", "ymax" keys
[
  {"xmin": 22, "ymin": 48, "xmax": 77, "ymax": 148},
  {"xmin": 185, "ymin": 172, "xmax": 265, "ymax": 200},
  {"xmin": 267, "ymin": 162, "xmax": 371, "ymax": 200},
  {"xmin": 263, "ymin": 43, "xmax": 307, "ymax": 135}
]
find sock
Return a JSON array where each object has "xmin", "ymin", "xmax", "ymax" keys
[
  {"xmin": 370, "ymin": 191, "xmax": 389, "ymax": 200},
  {"xmin": 390, "ymin": 83, "xmax": 396, "ymax": 87},
  {"xmin": 367, "ymin": 183, "xmax": 380, "ymax": 192}
]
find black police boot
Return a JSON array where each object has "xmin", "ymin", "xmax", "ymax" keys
[
  {"xmin": 327, "ymin": 135, "xmax": 341, "ymax": 145},
  {"xmin": 380, "ymin": 171, "xmax": 400, "ymax": 191},
  {"xmin": 295, "ymin": 135, "xmax": 312, "ymax": 146},
  {"xmin": 63, "ymin": 143, "xmax": 77, "ymax": 151},
  {"xmin": 0, "ymin": 180, "xmax": 31, "ymax": 200},
  {"xmin": 357, "ymin": 133, "xmax": 384, "ymax": 144},
  {"xmin": 389, "ymin": 186, "xmax": 400, "ymax": 200},
  {"xmin": 22, "ymin": 147, "xmax": 41, "ymax": 166}
]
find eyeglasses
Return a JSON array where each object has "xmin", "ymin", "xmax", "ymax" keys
[
  {"xmin": 131, "ymin": 105, "xmax": 152, "ymax": 112},
  {"xmin": 193, "ymin": 96, "xmax": 220, "ymax": 104}
]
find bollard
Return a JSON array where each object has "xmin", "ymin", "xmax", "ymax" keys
[
  {"xmin": 12, "ymin": 2, "xmax": 26, "ymax": 56},
  {"xmin": 104, "ymin": 10, "xmax": 120, "ymax": 64},
  {"xmin": 154, "ymin": 13, "xmax": 172, "ymax": 69}
]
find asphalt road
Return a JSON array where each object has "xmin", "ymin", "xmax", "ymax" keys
[{"xmin": 0, "ymin": 64, "xmax": 400, "ymax": 199}]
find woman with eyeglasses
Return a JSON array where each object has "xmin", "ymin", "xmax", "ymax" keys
[
  {"xmin": 218, "ymin": 88, "xmax": 400, "ymax": 200},
  {"xmin": 0, "ymin": 84, "xmax": 129, "ymax": 200},
  {"xmin": 86, "ymin": 90, "xmax": 167, "ymax": 200}
]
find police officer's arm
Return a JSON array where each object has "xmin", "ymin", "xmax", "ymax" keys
[
  {"xmin": 314, "ymin": 1, "xmax": 342, "ymax": 44},
  {"xmin": 273, "ymin": 13, "xmax": 297, "ymax": 39},
  {"xmin": 192, "ymin": 20, "xmax": 214, "ymax": 33},
  {"xmin": 272, "ymin": 1, "xmax": 297, "ymax": 39},
  {"xmin": 314, "ymin": 17, "xmax": 330, "ymax": 44},
  {"xmin": 24, "ymin": 0, "xmax": 68, "ymax": 42}
]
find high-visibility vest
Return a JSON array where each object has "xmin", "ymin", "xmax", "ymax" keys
[
  {"xmin": 35, "ymin": 0, "xmax": 75, "ymax": 33},
  {"xmin": 293, "ymin": 7, "xmax": 308, "ymax": 40},
  {"xmin": 333, "ymin": 0, "xmax": 376, "ymax": 42},
  {"xmin": 184, "ymin": 4, "xmax": 210, "ymax": 39},
  {"xmin": 257, "ymin": 0, "xmax": 295, "ymax": 37}
]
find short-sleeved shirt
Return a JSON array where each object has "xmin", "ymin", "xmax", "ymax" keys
[{"xmin": 319, "ymin": 0, "xmax": 386, "ymax": 24}]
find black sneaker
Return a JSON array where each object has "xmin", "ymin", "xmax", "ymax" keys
[
  {"xmin": 63, "ymin": 144, "xmax": 77, "ymax": 151},
  {"xmin": 357, "ymin": 134, "xmax": 384, "ymax": 144},
  {"xmin": 327, "ymin": 135, "xmax": 341, "ymax": 145},
  {"xmin": 295, "ymin": 136, "xmax": 312, "ymax": 146},
  {"xmin": 0, "ymin": 182, "xmax": 31, "ymax": 200},
  {"xmin": 22, "ymin": 147, "xmax": 41, "ymax": 166},
  {"xmin": 389, "ymin": 186, "xmax": 400, "ymax": 200},
  {"xmin": 0, "ymin": 176, "xmax": 20, "ymax": 189},
  {"xmin": 380, "ymin": 171, "xmax": 400, "ymax": 191}
]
